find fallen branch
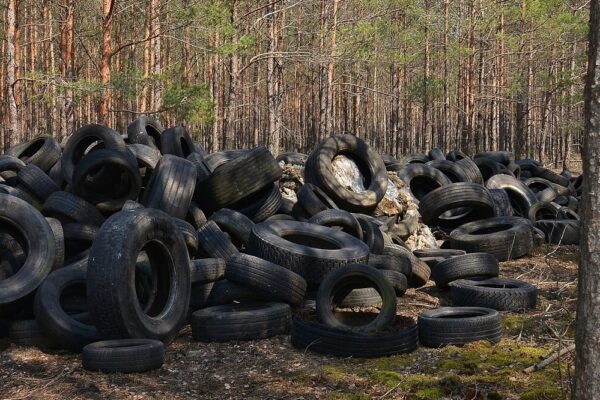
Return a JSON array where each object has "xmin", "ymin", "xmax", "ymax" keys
[{"xmin": 524, "ymin": 344, "xmax": 576, "ymax": 373}]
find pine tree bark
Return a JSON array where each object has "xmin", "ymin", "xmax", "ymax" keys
[
  {"xmin": 575, "ymin": 0, "xmax": 600, "ymax": 397},
  {"xmin": 98, "ymin": 0, "xmax": 115, "ymax": 124},
  {"xmin": 5, "ymin": 0, "xmax": 19, "ymax": 147}
]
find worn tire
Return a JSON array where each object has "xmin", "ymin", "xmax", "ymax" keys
[
  {"xmin": 450, "ymin": 278, "xmax": 537, "ymax": 311},
  {"xmin": 486, "ymin": 175, "xmax": 538, "ymax": 217},
  {"xmin": 395, "ymin": 164, "xmax": 451, "ymax": 203},
  {"xmin": 82, "ymin": 339, "xmax": 165, "ymax": 373},
  {"xmin": 431, "ymin": 253, "xmax": 499, "ymax": 288},
  {"xmin": 197, "ymin": 220, "xmax": 239, "ymax": 259},
  {"xmin": 308, "ymin": 209, "xmax": 363, "ymax": 240},
  {"xmin": 42, "ymin": 191, "xmax": 105, "ymax": 226},
  {"xmin": 6, "ymin": 135, "xmax": 62, "ymax": 172}
]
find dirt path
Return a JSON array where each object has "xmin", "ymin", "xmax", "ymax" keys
[{"xmin": 0, "ymin": 244, "xmax": 578, "ymax": 400}]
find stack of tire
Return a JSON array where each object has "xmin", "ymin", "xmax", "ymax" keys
[{"xmin": 0, "ymin": 118, "xmax": 578, "ymax": 368}]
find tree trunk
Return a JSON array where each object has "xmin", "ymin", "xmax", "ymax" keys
[
  {"xmin": 267, "ymin": 0, "xmax": 283, "ymax": 155},
  {"xmin": 575, "ymin": 0, "xmax": 600, "ymax": 397},
  {"xmin": 5, "ymin": 0, "xmax": 19, "ymax": 147},
  {"xmin": 98, "ymin": 0, "xmax": 114, "ymax": 124}
]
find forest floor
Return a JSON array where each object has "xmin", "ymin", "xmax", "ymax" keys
[{"xmin": 0, "ymin": 243, "xmax": 578, "ymax": 400}]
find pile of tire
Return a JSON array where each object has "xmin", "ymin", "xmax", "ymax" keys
[{"xmin": 0, "ymin": 120, "xmax": 577, "ymax": 369}]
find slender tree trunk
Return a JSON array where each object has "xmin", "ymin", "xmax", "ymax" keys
[
  {"xmin": 443, "ymin": 0, "xmax": 450, "ymax": 150},
  {"xmin": 224, "ymin": 0, "xmax": 239, "ymax": 149},
  {"xmin": 575, "ymin": 0, "xmax": 600, "ymax": 396},
  {"xmin": 5, "ymin": 0, "xmax": 19, "ymax": 147},
  {"xmin": 267, "ymin": 1, "xmax": 282, "ymax": 155},
  {"xmin": 98, "ymin": 0, "xmax": 115, "ymax": 124},
  {"xmin": 325, "ymin": 0, "xmax": 339, "ymax": 136},
  {"xmin": 422, "ymin": 0, "xmax": 430, "ymax": 151}
]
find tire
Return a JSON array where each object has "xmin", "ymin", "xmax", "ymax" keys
[
  {"xmin": 6, "ymin": 135, "xmax": 61, "ymax": 172},
  {"xmin": 160, "ymin": 126, "xmax": 195, "ymax": 158},
  {"xmin": 431, "ymin": 253, "xmax": 499, "ymax": 288},
  {"xmin": 534, "ymin": 220, "xmax": 580, "ymax": 245},
  {"xmin": 296, "ymin": 183, "xmax": 338, "ymax": 217},
  {"xmin": 525, "ymin": 177, "xmax": 570, "ymax": 197},
  {"xmin": 226, "ymin": 254, "xmax": 307, "ymax": 306},
  {"xmin": 0, "ymin": 155, "xmax": 26, "ymax": 176},
  {"xmin": 304, "ymin": 134, "xmax": 388, "ymax": 212},
  {"xmin": 473, "ymin": 151, "xmax": 514, "ymax": 165},
  {"xmin": 186, "ymin": 202, "xmax": 207, "ymax": 229},
  {"xmin": 189, "ymin": 282, "xmax": 215, "ymax": 311},
  {"xmin": 334, "ymin": 287, "xmax": 382, "ymax": 307},
  {"xmin": 127, "ymin": 115, "xmax": 164, "ymax": 149},
  {"xmin": 45, "ymin": 217, "xmax": 65, "ymax": 270},
  {"xmin": 316, "ymin": 265, "xmax": 396, "ymax": 332},
  {"xmin": 63, "ymin": 223, "xmax": 97, "ymax": 262},
  {"xmin": 34, "ymin": 263, "xmax": 101, "ymax": 351},
  {"xmin": 381, "ymin": 269, "xmax": 408, "ymax": 296},
  {"xmin": 354, "ymin": 214, "xmax": 385, "ymax": 254},
  {"xmin": 142, "ymin": 155, "xmax": 197, "ymax": 219},
  {"xmin": 0, "ymin": 183, "xmax": 39, "ymax": 207},
  {"xmin": 449, "ymin": 217, "xmax": 533, "ymax": 261},
  {"xmin": 173, "ymin": 218, "xmax": 199, "ymax": 257},
  {"xmin": 62, "ymin": 124, "xmax": 127, "ymax": 183},
  {"xmin": 276, "ymin": 152, "xmax": 307, "ymax": 166},
  {"xmin": 196, "ymin": 146, "xmax": 281, "ymax": 214},
  {"xmin": 533, "ymin": 166, "xmax": 570, "ymax": 187},
  {"xmin": 456, "ymin": 157, "xmax": 483, "ymax": 184},
  {"xmin": 42, "ymin": 191, "xmax": 105, "ymax": 226},
  {"xmin": 446, "ymin": 150, "xmax": 468, "ymax": 162},
  {"xmin": 396, "ymin": 153, "xmax": 430, "ymax": 165},
  {"xmin": 382, "ymin": 244, "xmax": 431, "ymax": 287},
  {"xmin": 449, "ymin": 278, "xmax": 537, "ymax": 311},
  {"xmin": 197, "ymin": 220, "xmax": 239, "ymax": 259},
  {"xmin": 474, "ymin": 157, "xmax": 506, "ymax": 181},
  {"xmin": 426, "ymin": 160, "xmax": 471, "ymax": 183},
  {"xmin": 428, "ymin": 148, "xmax": 446, "ymax": 161},
  {"xmin": 82, "ymin": 339, "xmax": 165, "ymax": 373},
  {"xmin": 536, "ymin": 187, "xmax": 559, "ymax": 203},
  {"xmin": 418, "ymin": 307, "xmax": 502, "ymax": 347},
  {"xmin": 190, "ymin": 258, "xmax": 225, "ymax": 283},
  {"xmin": 290, "ymin": 318, "xmax": 418, "ymax": 358},
  {"xmin": 7, "ymin": 319, "xmax": 51, "ymax": 347},
  {"xmin": 413, "ymin": 249, "xmax": 466, "ymax": 258},
  {"xmin": 127, "ymin": 144, "xmax": 161, "ymax": 185},
  {"xmin": 507, "ymin": 162, "xmax": 521, "ymax": 179},
  {"xmin": 17, "ymin": 164, "xmax": 60, "ymax": 201},
  {"xmin": 395, "ymin": 164, "xmax": 451, "ymax": 203},
  {"xmin": 0, "ymin": 195, "xmax": 55, "ymax": 309},
  {"xmin": 191, "ymin": 302, "xmax": 291, "ymax": 342},
  {"xmin": 528, "ymin": 202, "xmax": 560, "ymax": 223},
  {"xmin": 308, "ymin": 209, "xmax": 363, "ymax": 240},
  {"xmin": 87, "ymin": 209, "xmax": 190, "ymax": 344},
  {"xmin": 206, "ymin": 280, "xmax": 271, "ymax": 306},
  {"xmin": 485, "ymin": 175, "xmax": 538, "ymax": 217},
  {"xmin": 72, "ymin": 149, "xmax": 142, "ymax": 212},
  {"xmin": 419, "ymin": 183, "xmax": 495, "ymax": 230},
  {"xmin": 231, "ymin": 183, "xmax": 282, "ymax": 222},
  {"xmin": 248, "ymin": 221, "xmax": 370, "ymax": 288},
  {"xmin": 209, "ymin": 208, "xmax": 255, "ymax": 248},
  {"xmin": 367, "ymin": 253, "xmax": 412, "ymax": 278}
]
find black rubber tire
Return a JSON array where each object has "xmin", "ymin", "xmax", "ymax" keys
[
  {"xmin": 191, "ymin": 302, "xmax": 291, "ymax": 342},
  {"xmin": 72, "ymin": 149, "xmax": 142, "ymax": 212},
  {"xmin": 354, "ymin": 214, "xmax": 385, "ymax": 254},
  {"xmin": 160, "ymin": 126, "xmax": 196, "ymax": 158},
  {"xmin": 432, "ymin": 253, "xmax": 499, "ymax": 288},
  {"xmin": 82, "ymin": 339, "xmax": 165, "ymax": 373},
  {"xmin": 485, "ymin": 175, "xmax": 538, "ymax": 217},
  {"xmin": 446, "ymin": 150, "xmax": 468, "ymax": 162},
  {"xmin": 290, "ymin": 318, "xmax": 418, "ymax": 358},
  {"xmin": 474, "ymin": 157, "xmax": 507, "ymax": 181},
  {"xmin": 42, "ymin": 191, "xmax": 105, "ymax": 226},
  {"xmin": 413, "ymin": 249, "xmax": 466, "ymax": 258},
  {"xmin": 122, "ymin": 200, "xmax": 144, "ymax": 211},
  {"xmin": 190, "ymin": 258, "xmax": 225, "ymax": 283},
  {"xmin": 316, "ymin": 264, "xmax": 396, "ymax": 332},
  {"xmin": 276, "ymin": 152, "xmax": 307, "ymax": 166},
  {"xmin": 7, "ymin": 319, "xmax": 51, "ymax": 347},
  {"xmin": 418, "ymin": 307, "xmax": 502, "ymax": 347},
  {"xmin": 197, "ymin": 220, "xmax": 239, "ymax": 259},
  {"xmin": 534, "ymin": 220, "xmax": 580, "ymax": 245},
  {"xmin": 0, "ymin": 183, "xmax": 39, "ymax": 207},
  {"xmin": 0, "ymin": 155, "xmax": 26, "ymax": 180},
  {"xmin": 248, "ymin": 221, "xmax": 370, "ymax": 288},
  {"xmin": 488, "ymin": 188, "xmax": 515, "ymax": 217},
  {"xmin": 231, "ymin": 183, "xmax": 283, "ymax": 222},
  {"xmin": 33, "ymin": 263, "xmax": 100, "ymax": 351},
  {"xmin": 17, "ymin": 164, "xmax": 60, "ymax": 201},
  {"xmin": 536, "ymin": 187, "xmax": 559, "ymax": 203},
  {"xmin": 45, "ymin": 217, "xmax": 65, "ymax": 270},
  {"xmin": 209, "ymin": 208, "xmax": 255, "ymax": 248},
  {"xmin": 455, "ymin": 157, "xmax": 484, "ymax": 184},
  {"xmin": 533, "ymin": 166, "xmax": 571, "ymax": 187},
  {"xmin": 525, "ymin": 177, "xmax": 570, "ymax": 197},
  {"xmin": 528, "ymin": 202, "xmax": 560, "ymax": 223},
  {"xmin": 304, "ymin": 134, "xmax": 388, "ymax": 212},
  {"xmin": 186, "ymin": 202, "xmax": 207, "ymax": 229},
  {"xmin": 173, "ymin": 218, "xmax": 199, "ymax": 257},
  {"xmin": 0, "ymin": 194, "xmax": 55, "ymax": 309},
  {"xmin": 367, "ymin": 253, "xmax": 412, "ymax": 278},
  {"xmin": 381, "ymin": 269, "xmax": 408, "ymax": 296},
  {"xmin": 206, "ymin": 280, "xmax": 271, "ymax": 306},
  {"xmin": 419, "ymin": 183, "xmax": 495, "ymax": 230},
  {"xmin": 6, "ymin": 135, "xmax": 62, "ymax": 172},
  {"xmin": 382, "ymin": 244, "xmax": 431, "ymax": 287},
  {"xmin": 296, "ymin": 183, "xmax": 338, "ymax": 217},
  {"xmin": 308, "ymin": 209, "xmax": 363, "ymax": 240},
  {"xmin": 189, "ymin": 281, "xmax": 215, "ymax": 311},
  {"xmin": 396, "ymin": 153, "xmax": 430, "ymax": 165},
  {"xmin": 334, "ymin": 287, "xmax": 382, "ymax": 307},
  {"xmin": 449, "ymin": 216, "xmax": 534, "ymax": 261},
  {"xmin": 473, "ymin": 151, "xmax": 514, "ymax": 165},
  {"xmin": 196, "ymin": 146, "xmax": 281, "ymax": 214},
  {"xmin": 507, "ymin": 162, "xmax": 521, "ymax": 179},
  {"xmin": 127, "ymin": 115, "xmax": 164, "ymax": 149},
  {"xmin": 428, "ymin": 148, "xmax": 446, "ymax": 161},
  {"xmin": 226, "ymin": 254, "xmax": 307, "ymax": 306},
  {"xmin": 127, "ymin": 144, "xmax": 161, "ymax": 186},
  {"xmin": 87, "ymin": 209, "xmax": 190, "ymax": 344},
  {"xmin": 427, "ymin": 160, "xmax": 471, "ymax": 183},
  {"xmin": 62, "ymin": 124, "xmax": 127, "ymax": 183},
  {"xmin": 63, "ymin": 223, "xmax": 97, "ymax": 263},
  {"xmin": 395, "ymin": 164, "xmax": 451, "ymax": 203},
  {"xmin": 141, "ymin": 155, "xmax": 197, "ymax": 219},
  {"xmin": 450, "ymin": 278, "xmax": 537, "ymax": 311}
]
